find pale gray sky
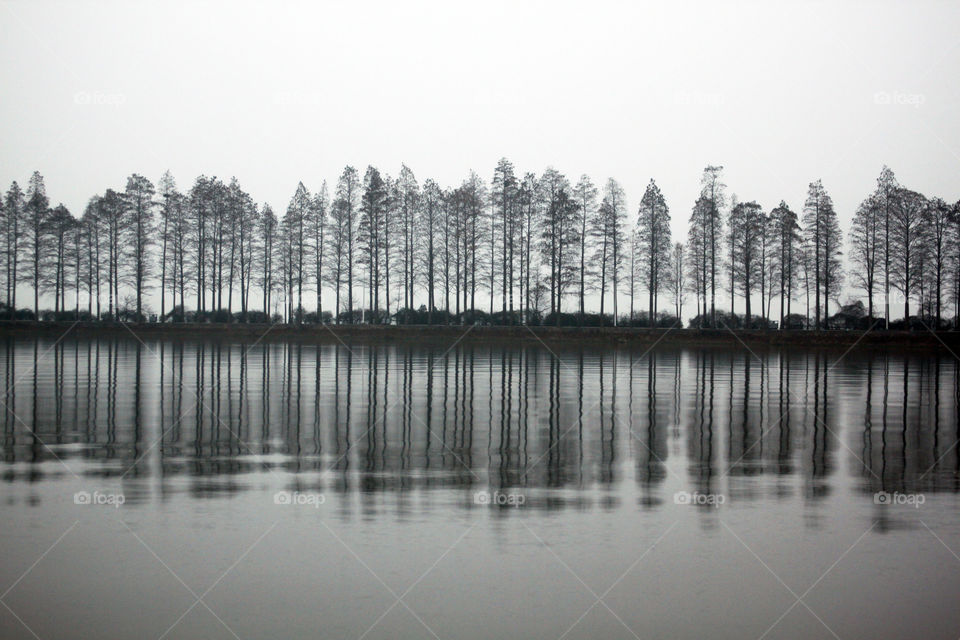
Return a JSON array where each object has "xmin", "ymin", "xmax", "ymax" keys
[{"xmin": 1, "ymin": 0, "xmax": 958, "ymax": 313}]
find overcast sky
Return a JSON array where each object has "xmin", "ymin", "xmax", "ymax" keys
[{"xmin": 1, "ymin": 0, "xmax": 958, "ymax": 277}]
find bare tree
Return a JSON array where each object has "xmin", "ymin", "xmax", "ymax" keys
[
  {"xmin": 636, "ymin": 178, "xmax": 671, "ymax": 323},
  {"xmin": 875, "ymin": 166, "xmax": 898, "ymax": 327},
  {"xmin": 81, "ymin": 198, "xmax": 101, "ymax": 318},
  {"xmin": 124, "ymin": 174, "xmax": 155, "ymax": 320},
  {"xmin": 669, "ymin": 242, "xmax": 686, "ymax": 321},
  {"xmin": 335, "ymin": 166, "xmax": 360, "ymax": 322},
  {"xmin": 419, "ymin": 179, "xmax": 443, "ymax": 323},
  {"xmin": 325, "ymin": 197, "xmax": 349, "ymax": 322},
  {"xmin": 922, "ymin": 197, "xmax": 952, "ymax": 326},
  {"xmin": 518, "ymin": 173, "xmax": 539, "ymax": 323},
  {"xmin": 309, "ymin": 182, "xmax": 328, "ymax": 320},
  {"xmin": 491, "ymin": 158, "xmax": 519, "ymax": 319},
  {"xmin": 573, "ymin": 174, "xmax": 597, "ymax": 323},
  {"xmin": 284, "ymin": 181, "xmax": 311, "ymax": 323},
  {"xmin": 728, "ymin": 201, "xmax": 765, "ymax": 326},
  {"xmin": 802, "ymin": 180, "xmax": 842, "ymax": 328},
  {"xmin": 3, "ymin": 182, "xmax": 25, "ymax": 312},
  {"xmin": 889, "ymin": 187, "xmax": 927, "ymax": 324},
  {"xmin": 591, "ymin": 179, "xmax": 627, "ymax": 325},
  {"xmin": 24, "ymin": 171, "xmax": 50, "ymax": 317},
  {"xmin": 686, "ymin": 195, "xmax": 712, "ymax": 322},
  {"xmin": 258, "ymin": 203, "xmax": 278, "ymax": 319},
  {"xmin": 699, "ymin": 166, "xmax": 726, "ymax": 326},
  {"xmin": 397, "ymin": 166, "xmax": 419, "ymax": 313},
  {"xmin": 849, "ymin": 194, "xmax": 882, "ymax": 320},
  {"xmin": 358, "ymin": 166, "xmax": 388, "ymax": 320},
  {"xmin": 45, "ymin": 204, "xmax": 75, "ymax": 315}
]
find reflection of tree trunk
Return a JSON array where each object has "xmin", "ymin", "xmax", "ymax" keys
[
  {"xmin": 900, "ymin": 356, "xmax": 909, "ymax": 488},
  {"xmin": 863, "ymin": 356, "xmax": 873, "ymax": 481},
  {"xmin": 131, "ymin": 342, "xmax": 142, "ymax": 476}
]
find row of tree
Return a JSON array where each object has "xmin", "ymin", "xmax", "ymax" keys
[{"xmin": 1, "ymin": 163, "xmax": 958, "ymax": 328}]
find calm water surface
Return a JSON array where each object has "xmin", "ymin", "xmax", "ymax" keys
[{"xmin": 1, "ymin": 335, "xmax": 959, "ymax": 639}]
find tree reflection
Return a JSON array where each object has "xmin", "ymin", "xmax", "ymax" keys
[{"xmin": 0, "ymin": 337, "xmax": 956, "ymax": 512}]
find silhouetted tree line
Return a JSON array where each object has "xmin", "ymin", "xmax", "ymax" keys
[{"xmin": 1, "ymin": 163, "xmax": 957, "ymax": 328}]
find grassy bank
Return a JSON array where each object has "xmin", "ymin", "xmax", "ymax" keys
[{"xmin": 1, "ymin": 320, "xmax": 957, "ymax": 350}]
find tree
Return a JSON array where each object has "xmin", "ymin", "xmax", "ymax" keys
[
  {"xmin": 889, "ymin": 187, "xmax": 927, "ymax": 324},
  {"xmin": 419, "ymin": 179, "xmax": 443, "ymax": 324},
  {"xmin": 258, "ymin": 203, "xmax": 278, "ymax": 318},
  {"xmin": 769, "ymin": 201, "xmax": 800, "ymax": 329},
  {"xmin": 24, "ymin": 171, "xmax": 50, "ymax": 316},
  {"xmin": 81, "ymin": 198, "xmax": 102, "ymax": 318},
  {"xmin": 802, "ymin": 180, "xmax": 842, "ymax": 328},
  {"xmin": 538, "ymin": 168, "xmax": 570, "ymax": 320},
  {"xmin": 951, "ymin": 201, "xmax": 960, "ymax": 323},
  {"xmin": 358, "ymin": 166, "xmax": 388, "ymax": 319},
  {"xmin": 157, "ymin": 172, "xmax": 177, "ymax": 320},
  {"xmin": 518, "ymin": 173, "xmax": 540, "ymax": 323},
  {"xmin": 760, "ymin": 211, "xmax": 776, "ymax": 322},
  {"xmin": 232, "ymin": 181, "xmax": 257, "ymax": 321},
  {"xmin": 397, "ymin": 166, "xmax": 419, "ymax": 312},
  {"xmin": 626, "ymin": 228, "xmax": 640, "ymax": 321},
  {"xmin": 383, "ymin": 173, "xmax": 397, "ymax": 317},
  {"xmin": 686, "ymin": 195, "xmax": 712, "ymax": 321},
  {"xmin": 490, "ymin": 159, "xmax": 521, "ymax": 319},
  {"xmin": 591, "ymin": 179, "xmax": 627, "ymax": 324},
  {"xmin": 3, "ymin": 182, "xmax": 25, "ymax": 312},
  {"xmin": 70, "ymin": 211, "xmax": 84, "ymax": 318},
  {"xmin": 572, "ymin": 175, "xmax": 597, "ymax": 323},
  {"xmin": 188, "ymin": 176, "xmax": 213, "ymax": 314},
  {"xmin": 325, "ymin": 197, "xmax": 349, "ymax": 322},
  {"xmin": 668, "ymin": 242, "xmax": 686, "ymax": 321},
  {"xmin": 699, "ymin": 166, "xmax": 726, "ymax": 326},
  {"xmin": 875, "ymin": 166, "xmax": 898, "ymax": 327},
  {"xmin": 849, "ymin": 193, "xmax": 882, "ymax": 320},
  {"xmin": 636, "ymin": 179, "xmax": 671, "ymax": 322},
  {"xmin": 922, "ymin": 198, "xmax": 952, "ymax": 326},
  {"xmin": 167, "ymin": 187, "xmax": 191, "ymax": 321},
  {"xmin": 284, "ymin": 181, "xmax": 311, "ymax": 323},
  {"xmin": 309, "ymin": 183, "xmax": 328, "ymax": 320},
  {"xmin": 728, "ymin": 201, "xmax": 766, "ymax": 325},
  {"xmin": 124, "ymin": 174, "xmax": 155, "ymax": 319},
  {"xmin": 335, "ymin": 166, "xmax": 360, "ymax": 321},
  {"xmin": 45, "ymin": 204, "xmax": 75, "ymax": 314},
  {"xmin": 456, "ymin": 172, "xmax": 486, "ymax": 317},
  {"xmin": 202, "ymin": 177, "xmax": 229, "ymax": 312}
]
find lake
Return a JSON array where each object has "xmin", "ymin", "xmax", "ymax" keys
[{"xmin": 1, "ymin": 334, "xmax": 958, "ymax": 639}]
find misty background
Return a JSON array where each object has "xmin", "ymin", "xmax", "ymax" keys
[{"xmin": 1, "ymin": 0, "xmax": 958, "ymax": 313}]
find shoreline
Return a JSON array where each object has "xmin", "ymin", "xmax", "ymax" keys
[{"xmin": 0, "ymin": 321, "xmax": 957, "ymax": 350}]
